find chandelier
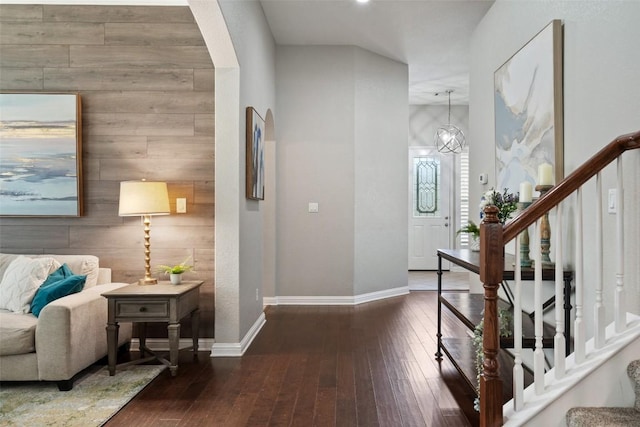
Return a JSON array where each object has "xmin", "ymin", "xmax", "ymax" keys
[{"xmin": 434, "ymin": 90, "xmax": 465, "ymax": 154}]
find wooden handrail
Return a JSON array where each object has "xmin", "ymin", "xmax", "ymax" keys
[{"xmin": 503, "ymin": 130, "xmax": 640, "ymax": 243}]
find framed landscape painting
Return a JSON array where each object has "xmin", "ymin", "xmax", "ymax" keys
[
  {"xmin": 245, "ymin": 106, "xmax": 265, "ymax": 200},
  {"xmin": 494, "ymin": 20, "xmax": 563, "ymax": 194},
  {"xmin": 0, "ymin": 93, "xmax": 83, "ymax": 216}
]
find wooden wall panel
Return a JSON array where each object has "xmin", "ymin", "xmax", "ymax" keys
[
  {"xmin": 43, "ymin": 6, "xmax": 195, "ymax": 23},
  {"xmin": 0, "ymin": 226, "xmax": 69, "ymax": 249},
  {"xmin": 0, "ymin": 5, "xmax": 215, "ymax": 339},
  {"xmin": 0, "ymin": 5, "xmax": 42, "ymax": 22},
  {"xmin": 105, "ymin": 23, "xmax": 205, "ymax": 46},
  {"xmin": 147, "ymin": 137, "xmax": 214, "ymax": 159},
  {"xmin": 70, "ymin": 46, "xmax": 211, "ymax": 68},
  {"xmin": 194, "ymin": 69, "xmax": 215, "ymax": 92},
  {"xmin": 81, "ymin": 91, "xmax": 213, "ymax": 114},
  {"xmin": 84, "ymin": 113, "xmax": 195, "ymax": 136},
  {"xmin": 83, "ymin": 136, "xmax": 147, "ymax": 159},
  {"xmin": 0, "ymin": 68, "xmax": 42, "ymax": 89},
  {"xmin": 44, "ymin": 68, "xmax": 194, "ymax": 91},
  {"xmin": 0, "ymin": 22, "xmax": 104, "ymax": 44},
  {"xmin": 0, "ymin": 45, "xmax": 68, "ymax": 67}
]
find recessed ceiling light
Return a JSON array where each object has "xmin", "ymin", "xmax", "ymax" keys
[{"xmin": 356, "ymin": 0, "xmax": 370, "ymax": 3}]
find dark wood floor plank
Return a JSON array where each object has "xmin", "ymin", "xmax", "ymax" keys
[
  {"xmin": 106, "ymin": 275, "xmax": 486, "ymax": 427},
  {"xmin": 335, "ymin": 351, "xmax": 358, "ymax": 427}
]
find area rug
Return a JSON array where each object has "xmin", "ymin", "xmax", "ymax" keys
[{"xmin": 0, "ymin": 364, "xmax": 166, "ymax": 426}]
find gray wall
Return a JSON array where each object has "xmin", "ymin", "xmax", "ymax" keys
[
  {"xmin": 214, "ymin": 0, "xmax": 276, "ymax": 343},
  {"xmin": 0, "ymin": 4, "xmax": 215, "ymax": 337},
  {"xmin": 470, "ymin": 1, "xmax": 640, "ymax": 332},
  {"xmin": 276, "ymin": 45, "xmax": 408, "ymax": 298}
]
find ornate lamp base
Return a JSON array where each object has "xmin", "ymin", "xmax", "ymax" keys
[
  {"xmin": 138, "ymin": 277, "xmax": 158, "ymax": 285},
  {"xmin": 517, "ymin": 201, "xmax": 532, "ymax": 268},
  {"xmin": 535, "ymin": 185, "xmax": 555, "ymax": 268}
]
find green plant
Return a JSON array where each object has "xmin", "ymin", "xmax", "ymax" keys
[
  {"xmin": 473, "ymin": 309, "xmax": 512, "ymax": 411},
  {"xmin": 479, "ymin": 188, "xmax": 519, "ymax": 224},
  {"xmin": 156, "ymin": 257, "xmax": 193, "ymax": 275},
  {"xmin": 457, "ymin": 220, "xmax": 480, "ymax": 238}
]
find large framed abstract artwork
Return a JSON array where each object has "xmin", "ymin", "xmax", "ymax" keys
[
  {"xmin": 494, "ymin": 20, "xmax": 563, "ymax": 194},
  {"xmin": 0, "ymin": 93, "xmax": 83, "ymax": 217},
  {"xmin": 245, "ymin": 106, "xmax": 265, "ymax": 200}
]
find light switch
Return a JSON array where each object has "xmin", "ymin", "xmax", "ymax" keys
[
  {"xmin": 177, "ymin": 198, "xmax": 187, "ymax": 213},
  {"xmin": 308, "ymin": 202, "xmax": 319, "ymax": 213},
  {"xmin": 608, "ymin": 189, "xmax": 616, "ymax": 214}
]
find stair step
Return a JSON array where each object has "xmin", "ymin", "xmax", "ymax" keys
[
  {"xmin": 567, "ymin": 359, "xmax": 640, "ymax": 426},
  {"xmin": 441, "ymin": 292, "xmax": 558, "ymax": 348},
  {"xmin": 440, "ymin": 337, "xmax": 534, "ymax": 404},
  {"xmin": 566, "ymin": 407, "xmax": 640, "ymax": 427}
]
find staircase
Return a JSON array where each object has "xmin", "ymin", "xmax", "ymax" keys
[
  {"xmin": 476, "ymin": 130, "xmax": 640, "ymax": 426},
  {"xmin": 566, "ymin": 360, "xmax": 640, "ymax": 426}
]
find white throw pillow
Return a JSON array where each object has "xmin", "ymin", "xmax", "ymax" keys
[{"xmin": 0, "ymin": 256, "xmax": 61, "ymax": 313}]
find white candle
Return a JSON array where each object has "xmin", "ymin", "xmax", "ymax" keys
[
  {"xmin": 519, "ymin": 181, "xmax": 532, "ymax": 202},
  {"xmin": 538, "ymin": 163, "xmax": 553, "ymax": 186}
]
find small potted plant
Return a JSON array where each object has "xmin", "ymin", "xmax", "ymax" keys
[
  {"xmin": 157, "ymin": 257, "xmax": 193, "ymax": 285},
  {"xmin": 457, "ymin": 220, "xmax": 480, "ymax": 251}
]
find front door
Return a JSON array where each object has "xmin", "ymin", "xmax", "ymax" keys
[{"xmin": 408, "ymin": 147, "xmax": 452, "ymax": 270}]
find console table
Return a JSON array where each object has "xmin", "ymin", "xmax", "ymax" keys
[
  {"xmin": 102, "ymin": 280, "xmax": 203, "ymax": 377},
  {"xmin": 435, "ymin": 249, "xmax": 573, "ymax": 393}
]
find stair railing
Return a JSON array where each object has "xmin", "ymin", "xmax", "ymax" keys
[{"xmin": 478, "ymin": 130, "xmax": 640, "ymax": 427}]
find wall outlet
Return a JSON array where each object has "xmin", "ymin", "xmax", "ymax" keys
[
  {"xmin": 177, "ymin": 198, "xmax": 187, "ymax": 213},
  {"xmin": 308, "ymin": 202, "xmax": 319, "ymax": 213}
]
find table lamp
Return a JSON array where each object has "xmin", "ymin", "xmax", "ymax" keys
[{"xmin": 119, "ymin": 180, "xmax": 170, "ymax": 285}]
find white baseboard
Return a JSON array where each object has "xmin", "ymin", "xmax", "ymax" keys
[
  {"xmin": 263, "ymin": 286, "xmax": 409, "ymax": 306},
  {"xmin": 129, "ymin": 337, "xmax": 215, "ymax": 352},
  {"xmin": 210, "ymin": 311, "xmax": 266, "ymax": 357}
]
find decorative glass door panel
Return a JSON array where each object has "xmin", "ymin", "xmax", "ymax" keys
[{"xmin": 408, "ymin": 149, "xmax": 451, "ymax": 270}]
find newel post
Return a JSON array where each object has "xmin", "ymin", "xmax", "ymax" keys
[{"xmin": 479, "ymin": 205, "xmax": 504, "ymax": 427}]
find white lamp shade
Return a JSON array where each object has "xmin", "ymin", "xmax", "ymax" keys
[{"xmin": 118, "ymin": 181, "xmax": 170, "ymax": 216}]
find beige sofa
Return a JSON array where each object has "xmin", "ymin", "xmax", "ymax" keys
[{"xmin": 0, "ymin": 254, "xmax": 132, "ymax": 390}]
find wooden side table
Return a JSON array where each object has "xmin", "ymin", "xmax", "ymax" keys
[{"xmin": 101, "ymin": 280, "xmax": 203, "ymax": 376}]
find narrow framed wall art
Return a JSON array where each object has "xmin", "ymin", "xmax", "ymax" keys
[
  {"xmin": 0, "ymin": 93, "xmax": 83, "ymax": 216},
  {"xmin": 245, "ymin": 106, "xmax": 265, "ymax": 200}
]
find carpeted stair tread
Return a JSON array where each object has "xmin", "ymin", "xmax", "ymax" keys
[
  {"xmin": 566, "ymin": 360, "xmax": 640, "ymax": 426},
  {"xmin": 629, "ymin": 359, "xmax": 640, "ymax": 411},
  {"xmin": 566, "ymin": 407, "xmax": 640, "ymax": 427}
]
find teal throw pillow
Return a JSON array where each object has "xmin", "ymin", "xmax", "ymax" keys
[
  {"xmin": 41, "ymin": 263, "xmax": 75, "ymax": 287},
  {"xmin": 31, "ymin": 274, "xmax": 86, "ymax": 317}
]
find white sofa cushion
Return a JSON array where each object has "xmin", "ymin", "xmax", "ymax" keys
[
  {"xmin": 0, "ymin": 254, "xmax": 100, "ymax": 289},
  {"xmin": 35, "ymin": 255, "xmax": 100, "ymax": 288},
  {"xmin": 0, "ymin": 310, "xmax": 37, "ymax": 355},
  {"xmin": 0, "ymin": 256, "xmax": 60, "ymax": 313}
]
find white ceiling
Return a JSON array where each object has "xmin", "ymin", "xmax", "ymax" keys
[{"xmin": 260, "ymin": 0, "xmax": 494, "ymax": 105}]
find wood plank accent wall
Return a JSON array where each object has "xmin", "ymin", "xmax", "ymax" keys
[{"xmin": 0, "ymin": 5, "xmax": 215, "ymax": 338}]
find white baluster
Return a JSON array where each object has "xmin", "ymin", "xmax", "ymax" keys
[
  {"xmin": 615, "ymin": 156, "xmax": 626, "ymax": 332},
  {"xmin": 554, "ymin": 203, "xmax": 565, "ymax": 378},
  {"xmin": 534, "ymin": 219, "xmax": 545, "ymax": 394},
  {"xmin": 575, "ymin": 188, "xmax": 585, "ymax": 363},
  {"xmin": 595, "ymin": 172, "xmax": 605, "ymax": 348},
  {"xmin": 513, "ymin": 234, "xmax": 524, "ymax": 410}
]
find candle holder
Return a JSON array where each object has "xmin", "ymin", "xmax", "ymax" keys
[
  {"xmin": 517, "ymin": 201, "xmax": 532, "ymax": 268},
  {"xmin": 535, "ymin": 184, "xmax": 554, "ymax": 268}
]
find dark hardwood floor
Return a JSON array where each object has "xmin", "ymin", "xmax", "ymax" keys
[{"xmin": 107, "ymin": 282, "xmax": 478, "ymax": 426}]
